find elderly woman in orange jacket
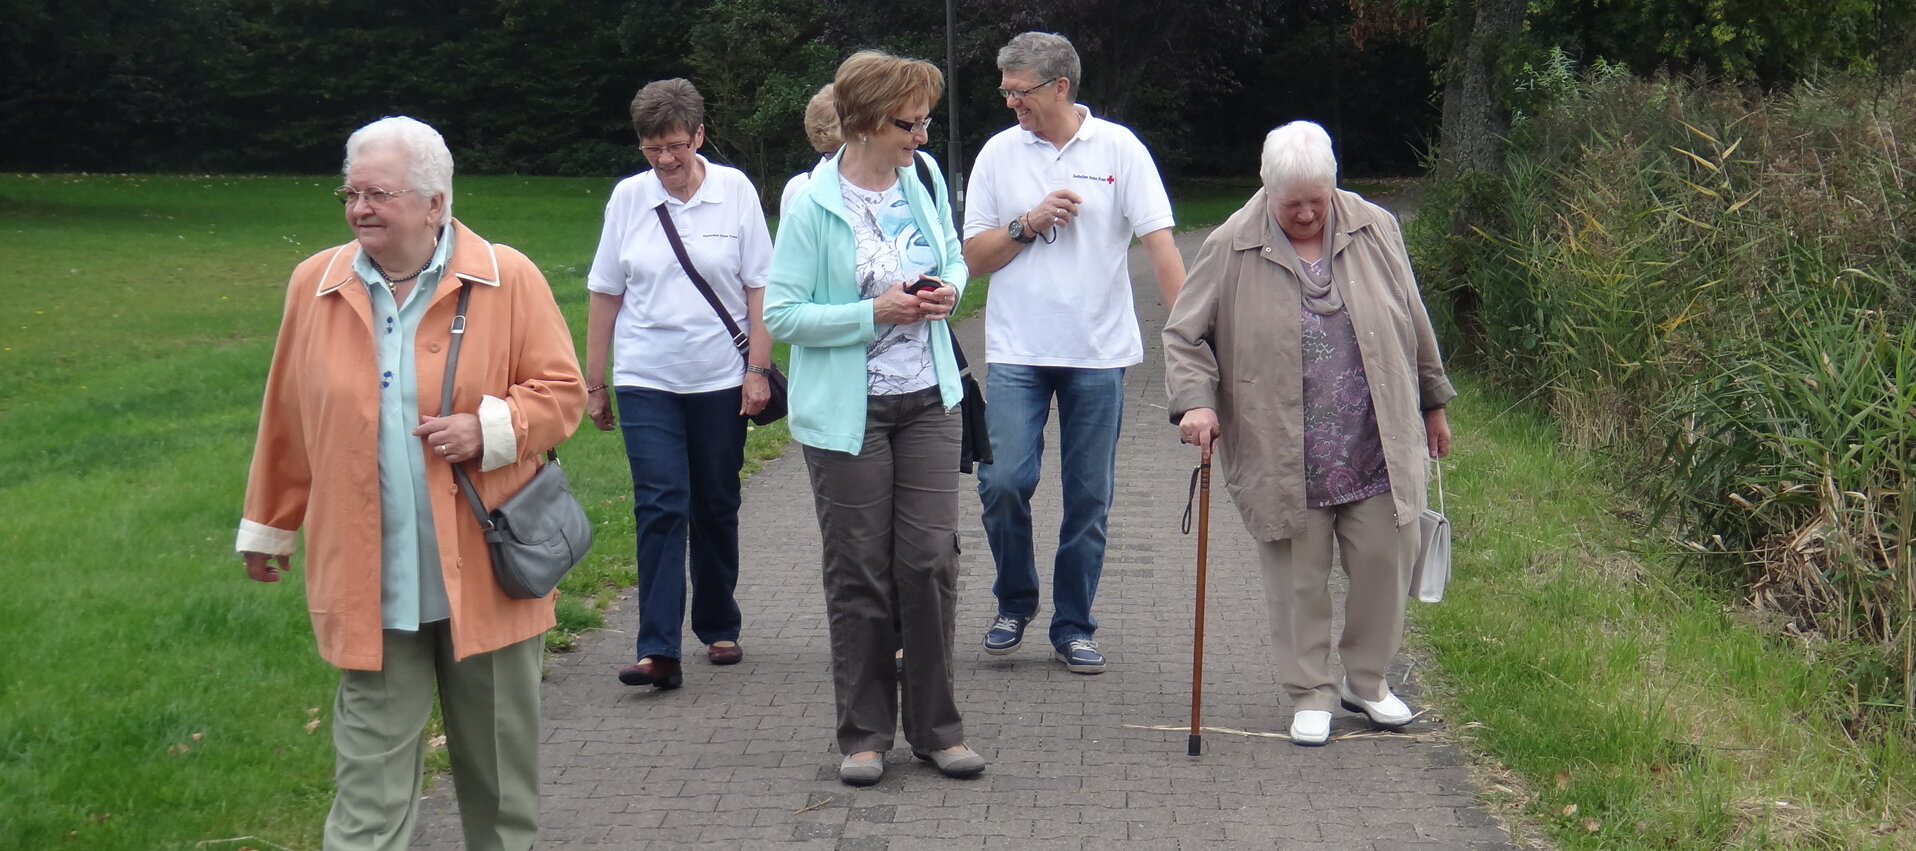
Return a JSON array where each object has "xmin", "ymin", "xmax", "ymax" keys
[{"xmin": 236, "ymin": 116, "xmax": 584, "ymax": 851}]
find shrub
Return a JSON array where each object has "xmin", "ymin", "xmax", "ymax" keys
[{"xmin": 1412, "ymin": 71, "xmax": 1916, "ymax": 729}]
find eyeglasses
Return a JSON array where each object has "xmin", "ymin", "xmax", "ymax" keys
[
  {"xmin": 335, "ymin": 186, "xmax": 415, "ymax": 206},
  {"xmin": 997, "ymin": 77, "xmax": 1060, "ymax": 100},
  {"xmin": 890, "ymin": 116, "xmax": 933, "ymax": 134},
  {"xmin": 639, "ymin": 141, "xmax": 694, "ymax": 158}
]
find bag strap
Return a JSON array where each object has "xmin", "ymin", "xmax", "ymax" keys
[
  {"xmin": 655, "ymin": 203, "xmax": 749, "ymax": 358},
  {"xmin": 1431, "ymin": 456, "xmax": 1446, "ymax": 516},
  {"xmin": 440, "ymin": 282, "xmax": 556, "ymax": 531},
  {"xmin": 906, "ymin": 151, "xmax": 975, "ymax": 375}
]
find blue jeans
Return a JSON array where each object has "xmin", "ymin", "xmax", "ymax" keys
[
  {"xmin": 616, "ymin": 386, "xmax": 747, "ymax": 661},
  {"xmin": 976, "ymin": 364, "xmax": 1125, "ymax": 647}
]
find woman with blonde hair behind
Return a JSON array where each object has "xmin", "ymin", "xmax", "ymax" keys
[{"xmin": 780, "ymin": 83, "xmax": 842, "ymax": 219}]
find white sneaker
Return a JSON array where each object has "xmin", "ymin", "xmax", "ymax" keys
[
  {"xmin": 1339, "ymin": 678, "xmax": 1414, "ymax": 727},
  {"xmin": 1289, "ymin": 709, "xmax": 1331, "ymax": 746}
]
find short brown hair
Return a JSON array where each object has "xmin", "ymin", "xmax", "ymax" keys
[
  {"xmin": 630, "ymin": 78, "xmax": 704, "ymax": 141},
  {"xmin": 802, "ymin": 84, "xmax": 841, "ymax": 154},
  {"xmin": 832, "ymin": 51, "xmax": 943, "ymax": 141}
]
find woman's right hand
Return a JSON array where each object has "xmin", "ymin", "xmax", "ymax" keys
[
  {"xmin": 1178, "ymin": 407, "xmax": 1221, "ymax": 452},
  {"xmin": 587, "ymin": 387, "xmax": 615, "ymax": 431},
  {"xmin": 243, "ymin": 551, "xmax": 291, "ymax": 583},
  {"xmin": 872, "ymin": 281, "xmax": 935, "ymax": 325}
]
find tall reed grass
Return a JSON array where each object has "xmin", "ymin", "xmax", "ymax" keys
[{"xmin": 1410, "ymin": 72, "xmax": 1916, "ymax": 733}]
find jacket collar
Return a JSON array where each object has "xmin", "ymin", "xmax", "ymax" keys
[
  {"xmin": 1230, "ymin": 187, "xmax": 1385, "ymax": 258},
  {"xmin": 315, "ymin": 218, "xmax": 499, "ymax": 297}
]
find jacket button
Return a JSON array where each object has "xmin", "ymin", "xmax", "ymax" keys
[
  {"xmin": 448, "ymin": 485, "xmax": 459, "ymax": 495},
  {"xmin": 429, "ymin": 343, "xmax": 442, "ymax": 353}
]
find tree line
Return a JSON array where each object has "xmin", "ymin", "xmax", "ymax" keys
[
  {"xmin": 4, "ymin": 0, "xmax": 1910, "ymax": 204},
  {"xmin": 1, "ymin": 0, "xmax": 1417, "ymax": 188}
]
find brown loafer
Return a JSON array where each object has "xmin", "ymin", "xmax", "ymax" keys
[
  {"xmin": 617, "ymin": 655, "xmax": 683, "ymax": 688},
  {"xmin": 707, "ymin": 641, "xmax": 743, "ymax": 665}
]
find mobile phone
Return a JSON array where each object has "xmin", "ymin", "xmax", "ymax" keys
[{"xmin": 905, "ymin": 276, "xmax": 940, "ymax": 295}]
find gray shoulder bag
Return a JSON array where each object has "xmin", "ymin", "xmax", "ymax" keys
[{"xmin": 443, "ymin": 282, "xmax": 594, "ymax": 599}]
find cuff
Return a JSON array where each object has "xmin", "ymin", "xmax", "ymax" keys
[
  {"xmin": 477, "ymin": 394, "xmax": 517, "ymax": 472},
  {"xmin": 1167, "ymin": 387, "xmax": 1219, "ymax": 425},
  {"xmin": 1420, "ymin": 376, "xmax": 1458, "ymax": 411},
  {"xmin": 236, "ymin": 519, "xmax": 295, "ymax": 555}
]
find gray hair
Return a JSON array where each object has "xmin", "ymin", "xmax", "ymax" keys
[
  {"xmin": 1260, "ymin": 120, "xmax": 1338, "ymax": 193},
  {"xmin": 631, "ymin": 78, "xmax": 704, "ymax": 141},
  {"xmin": 343, "ymin": 116, "xmax": 454, "ymax": 222},
  {"xmin": 997, "ymin": 32, "xmax": 1081, "ymax": 93}
]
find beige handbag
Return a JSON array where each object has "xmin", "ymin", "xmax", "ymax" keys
[{"xmin": 1409, "ymin": 459, "xmax": 1450, "ymax": 603}]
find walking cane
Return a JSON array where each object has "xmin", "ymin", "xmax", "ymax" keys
[{"xmin": 1181, "ymin": 447, "xmax": 1213, "ymax": 756}]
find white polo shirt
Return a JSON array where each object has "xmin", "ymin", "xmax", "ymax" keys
[
  {"xmin": 587, "ymin": 157, "xmax": 772, "ymax": 393},
  {"xmin": 962, "ymin": 105, "xmax": 1175, "ymax": 368}
]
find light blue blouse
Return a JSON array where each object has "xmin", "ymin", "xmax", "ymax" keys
[{"xmin": 352, "ymin": 225, "xmax": 455, "ymax": 630}]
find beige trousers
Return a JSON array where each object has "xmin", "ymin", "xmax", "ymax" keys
[
  {"xmin": 325, "ymin": 622, "xmax": 541, "ymax": 851},
  {"xmin": 1254, "ymin": 491, "xmax": 1418, "ymax": 712}
]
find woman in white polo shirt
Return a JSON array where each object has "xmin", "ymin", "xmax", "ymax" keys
[{"xmin": 584, "ymin": 78, "xmax": 774, "ymax": 690}]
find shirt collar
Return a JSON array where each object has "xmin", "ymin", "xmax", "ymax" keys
[
  {"xmin": 642, "ymin": 154, "xmax": 721, "ymax": 209},
  {"xmin": 319, "ymin": 219, "xmax": 497, "ymax": 297},
  {"xmin": 349, "ymin": 222, "xmax": 454, "ymax": 292},
  {"xmin": 1019, "ymin": 104, "xmax": 1097, "ymax": 148}
]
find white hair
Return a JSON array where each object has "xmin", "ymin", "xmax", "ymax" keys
[
  {"xmin": 1259, "ymin": 120, "xmax": 1338, "ymax": 194},
  {"xmin": 342, "ymin": 116, "xmax": 454, "ymax": 222}
]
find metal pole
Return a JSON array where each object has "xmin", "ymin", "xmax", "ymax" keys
[{"xmin": 945, "ymin": 0, "xmax": 964, "ymax": 225}]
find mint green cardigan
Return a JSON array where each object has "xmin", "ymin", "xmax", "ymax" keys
[{"xmin": 765, "ymin": 150, "xmax": 968, "ymax": 454}]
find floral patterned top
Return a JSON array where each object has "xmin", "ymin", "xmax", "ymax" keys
[
  {"xmin": 1298, "ymin": 256, "xmax": 1391, "ymax": 508},
  {"xmin": 841, "ymin": 176, "xmax": 936, "ymax": 395}
]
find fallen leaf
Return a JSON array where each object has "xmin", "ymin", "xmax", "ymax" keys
[
  {"xmin": 191, "ymin": 732, "xmax": 204, "ymax": 741},
  {"xmin": 428, "ymin": 735, "xmax": 447, "ymax": 748},
  {"xmin": 88, "ymin": 813, "xmax": 110, "ymax": 823},
  {"xmin": 1554, "ymin": 771, "xmax": 1570, "ymax": 788},
  {"xmin": 304, "ymin": 718, "xmax": 322, "ymax": 734},
  {"xmin": 307, "ymin": 707, "xmax": 320, "ymax": 716},
  {"xmin": 1562, "ymin": 804, "xmax": 1578, "ymax": 816},
  {"xmin": 166, "ymin": 744, "xmax": 190, "ymax": 756},
  {"xmin": 1584, "ymin": 818, "xmax": 1601, "ymax": 832}
]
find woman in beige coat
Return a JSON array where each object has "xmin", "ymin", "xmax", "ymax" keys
[{"xmin": 1163, "ymin": 120, "xmax": 1453, "ymax": 746}]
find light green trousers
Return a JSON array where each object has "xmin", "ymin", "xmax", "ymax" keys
[{"xmin": 324, "ymin": 622, "xmax": 541, "ymax": 851}]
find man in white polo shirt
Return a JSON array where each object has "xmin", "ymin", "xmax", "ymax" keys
[{"xmin": 962, "ymin": 31, "xmax": 1186, "ymax": 674}]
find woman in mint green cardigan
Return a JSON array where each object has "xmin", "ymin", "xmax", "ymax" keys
[{"xmin": 764, "ymin": 49, "xmax": 983, "ymax": 787}]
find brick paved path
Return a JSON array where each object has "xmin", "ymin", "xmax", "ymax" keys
[{"xmin": 415, "ymin": 228, "xmax": 1515, "ymax": 850}]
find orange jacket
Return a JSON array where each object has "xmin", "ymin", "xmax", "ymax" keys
[{"xmin": 239, "ymin": 219, "xmax": 586, "ymax": 670}]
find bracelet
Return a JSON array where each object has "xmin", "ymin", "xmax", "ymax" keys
[
  {"xmin": 744, "ymin": 364, "xmax": 772, "ymax": 376},
  {"xmin": 586, "ymin": 384, "xmax": 607, "ymax": 393}
]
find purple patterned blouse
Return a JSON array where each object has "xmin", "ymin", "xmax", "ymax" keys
[{"xmin": 1298, "ymin": 256, "xmax": 1392, "ymax": 508}]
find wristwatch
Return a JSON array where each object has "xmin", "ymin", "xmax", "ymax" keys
[{"xmin": 1007, "ymin": 216, "xmax": 1038, "ymax": 244}]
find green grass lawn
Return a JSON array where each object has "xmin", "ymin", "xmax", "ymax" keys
[
  {"xmin": 4, "ymin": 173, "xmax": 1905, "ymax": 849},
  {"xmin": 0, "ymin": 173, "xmax": 629, "ymax": 849}
]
